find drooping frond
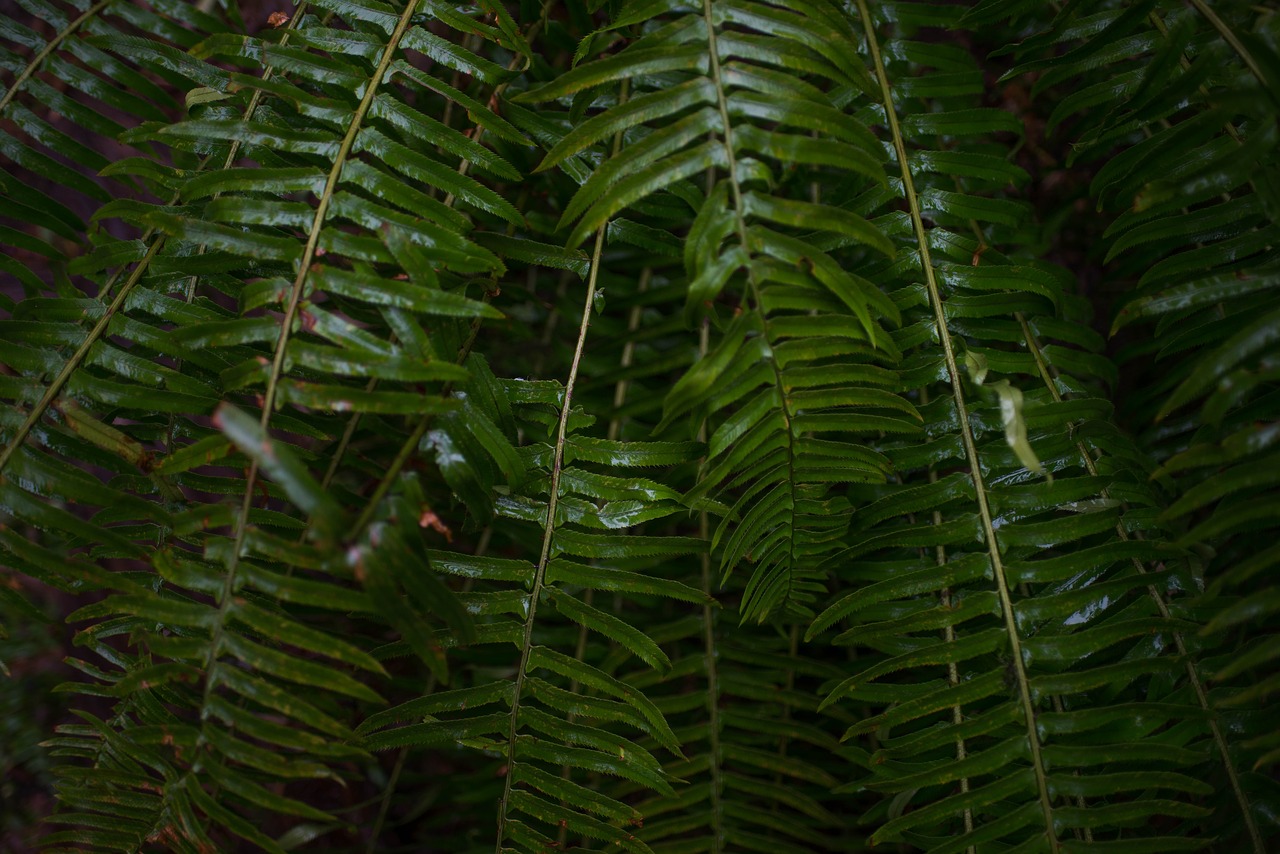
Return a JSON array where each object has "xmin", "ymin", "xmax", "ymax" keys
[
  {"xmin": 993, "ymin": 0, "xmax": 1280, "ymax": 822},
  {"xmin": 800, "ymin": 2, "xmax": 1244, "ymax": 850},
  {"xmin": 3, "ymin": 1, "xmax": 538, "ymax": 849},
  {"xmin": 508, "ymin": 5, "xmax": 922, "ymax": 850},
  {"xmin": 358, "ymin": 234, "xmax": 707, "ymax": 852},
  {"xmin": 518, "ymin": 0, "xmax": 907, "ymax": 626}
]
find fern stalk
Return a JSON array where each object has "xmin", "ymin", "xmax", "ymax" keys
[
  {"xmin": 921, "ymin": 377, "xmax": 974, "ymax": 842},
  {"xmin": 1189, "ymin": 0, "xmax": 1270, "ymax": 89},
  {"xmin": 559, "ymin": 230, "xmax": 642, "ymax": 849},
  {"xmin": 494, "ymin": 205, "xmax": 611, "ymax": 853},
  {"xmin": 209, "ymin": 0, "xmax": 418, "ymax": 609},
  {"xmin": 176, "ymin": 2, "xmax": 424, "ymax": 838},
  {"xmin": 922, "ymin": 379, "xmax": 976, "ymax": 845},
  {"xmin": 253, "ymin": 4, "xmax": 419, "ymax": 431},
  {"xmin": 854, "ymin": 1, "xmax": 1059, "ymax": 848},
  {"xmin": 0, "ymin": 237, "xmax": 161, "ymax": 474},
  {"xmin": 0, "ymin": 0, "xmax": 113, "ymax": 116},
  {"xmin": 699, "ymin": 0, "xmax": 804, "ymax": 616},
  {"xmin": 1016, "ymin": 316, "xmax": 1266, "ymax": 854}
]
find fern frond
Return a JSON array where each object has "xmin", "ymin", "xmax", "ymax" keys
[
  {"xmin": 2, "ymin": 1, "xmax": 540, "ymax": 848},
  {"xmin": 798, "ymin": 3, "xmax": 1231, "ymax": 850},
  {"xmin": 519, "ymin": 0, "xmax": 905, "ymax": 626},
  {"xmin": 3, "ymin": 1, "xmax": 1278, "ymax": 850},
  {"xmin": 996, "ymin": 0, "xmax": 1280, "ymax": 830},
  {"xmin": 0, "ymin": 0, "xmax": 237, "ymax": 288},
  {"xmin": 360, "ymin": 275, "xmax": 698, "ymax": 853}
]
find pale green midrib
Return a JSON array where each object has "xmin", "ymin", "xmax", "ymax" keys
[
  {"xmin": 557, "ymin": 251, "xmax": 643, "ymax": 850},
  {"xmin": 1189, "ymin": 0, "xmax": 1270, "ymax": 93},
  {"xmin": 496, "ymin": 66, "xmax": 620, "ymax": 849},
  {"xmin": 188, "ymin": 0, "xmax": 422, "ymax": 814},
  {"xmin": 494, "ymin": 203, "xmax": 611, "ymax": 854},
  {"xmin": 853, "ymin": 1, "xmax": 1059, "ymax": 848},
  {"xmin": 699, "ymin": 0, "xmax": 801, "ymax": 617},
  {"xmin": 0, "ymin": 238, "xmax": 161, "ymax": 476},
  {"xmin": 1018, "ymin": 317, "xmax": 1266, "ymax": 854},
  {"xmin": 0, "ymin": 0, "xmax": 114, "ymax": 117}
]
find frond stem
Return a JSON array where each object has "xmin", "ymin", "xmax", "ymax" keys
[
  {"xmin": 700, "ymin": 0, "xmax": 801, "ymax": 616},
  {"xmin": 607, "ymin": 267, "xmax": 649, "ymax": 441},
  {"xmin": 919, "ymin": 389, "xmax": 974, "ymax": 846},
  {"xmin": 1189, "ymin": 0, "xmax": 1270, "ymax": 93},
  {"xmin": 201, "ymin": 0, "xmax": 420, "ymax": 739},
  {"xmin": 256, "ymin": 4, "xmax": 415, "ymax": 434},
  {"xmin": 0, "ymin": 237, "xmax": 162, "ymax": 474},
  {"xmin": 0, "ymin": 0, "xmax": 113, "ymax": 116},
  {"xmin": 854, "ymin": 2, "xmax": 1059, "ymax": 847},
  {"xmin": 1016, "ymin": 314, "xmax": 1265, "ymax": 854},
  {"xmin": 697, "ymin": 318, "xmax": 725, "ymax": 853},
  {"xmin": 498, "ymin": 53, "xmax": 614, "ymax": 850},
  {"xmin": 494, "ymin": 197, "xmax": 611, "ymax": 854},
  {"xmin": 560, "ymin": 252, "xmax": 645, "ymax": 848}
]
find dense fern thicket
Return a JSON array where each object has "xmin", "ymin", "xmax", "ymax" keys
[{"xmin": 1, "ymin": 0, "xmax": 1278, "ymax": 851}]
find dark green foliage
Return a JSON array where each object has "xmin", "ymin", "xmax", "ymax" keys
[{"xmin": 0, "ymin": 0, "xmax": 1277, "ymax": 852}]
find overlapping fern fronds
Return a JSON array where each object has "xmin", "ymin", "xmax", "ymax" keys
[
  {"xmin": 1, "ymin": 0, "xmax": 1278, "ymax": 852},
  {"xmin": 518, "ymin": 0, "xmax": 908, "ymax": 629},
  {"xmin": 990, "ymin": 0, "xmax": 1280, "ymax": 799},
  {"xmin": 3, "ymin": 0, "xmax": 535, "ymax": 848},
  {"xmin": 0, "ymin": 0, "xmax": 243, "ymax": 291},
  {"xmin": 799, "ymin": 4, "xmax": 1260, "ymax": 850}
]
